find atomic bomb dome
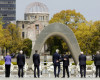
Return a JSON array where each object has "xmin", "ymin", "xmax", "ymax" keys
[
  {"xmin": 17, "ymin": 2, "xmax": 49, "ymax": 54},
  {"xmin": 17, "ymin": 2, "xmax": 49, "ymax": 43},
  {"xmin": 25, "ymin": 2, "xmax": 48, "ymax": 13},
  {"xmin": 24, "ymin": 2, "xmax": 49, "ymax": 21}
]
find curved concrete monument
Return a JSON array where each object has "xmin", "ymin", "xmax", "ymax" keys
[{"xmin": 29, "ymin": 23, "xmax": 81, "ymax": 66}]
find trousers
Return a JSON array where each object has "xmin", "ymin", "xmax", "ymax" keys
[
  {"xmin": 18, "ymin": 65, "xmax": 24, "ymax": 77},
  {"xmin": 34, "ymin": 65, "xmax": 40, "ymax": 77},
  {"xmin": 80, "ymin": 65, "xmax": 86, "ymax": 77},
  {"xmin": 96, "ymin": 65, "xmax": 100, "ymax": 77},
  {"xmin": 5, "ymin": 65, "xmax": 11, "ymax": 77},
  {"xmin": 54, "ymin": 65, "xmax": 60, "ymax": 77},
  {"xmin": 63, "ymin": 66, "xmax": 69, "ymax": 77}
]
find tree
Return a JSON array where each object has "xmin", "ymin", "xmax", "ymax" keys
[
  {"xmin": 92, "ymin": 21, "xmax": 100, "ymax": 52},
  {"xmin": 0, "ymin": 24, "xmax": 4, "ymax": 48},
  {"xmin": 74, "ymin": 23, "xmax": 93, "ymax": 54},
  {"xmin": 48, "ymin": 10, "xmax": 86, "ymax": 55},
  {"xmin": 46, "ymin": 36, "xmax": 68, "ymax": 55},
  {"xmin": 0, "ymin": 17, "xmax": 4, "ymax": 26},
  {"xmin": 0, "ymin": 22, "xmax": 12, "ymax": 55},
  {"xmin": 2, "ymin": 29, "xmax": 12, "ymax": 55},
  {"xmin": 74, "ymin": 21, "xmax": 100, "ymax": 55},
  {"xmin": 6, "ymin": 23, "xmax": 22, "ymax": 53},
  {"xmin": 22, "ymin": 38, "xmax": 32, "ymax": 57},
  {"xmin": 0, "ymin": 18, "xmax": 4, "ymax": 47},
  {"xmin": 49, "ymin": 10, "xmax": 86, "ymax": 30},
  {"xmin": 0, "ymin": 22, "xmax": 32, "ymax": 56}
]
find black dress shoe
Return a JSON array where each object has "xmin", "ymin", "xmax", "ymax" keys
[
  {"xmin": 57, "ymin": 75, "xmax": 59, "ymax": 78},
  {"xmin": 68, "ymin": 76, "xmax": 70, "ymax": 78},
  {"xmin": 34, "ymin": 77, "xmax": 37, "ymax": 78},
  {"xmin": 95, "ymin": 76, "xmax": 97, "ymax": 78},
  {"xmin": 61, "ymin": 76, "xmax": 65, "ymax": 78}
]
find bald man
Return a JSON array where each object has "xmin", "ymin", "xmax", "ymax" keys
[
  {"xmin": 79, "ymin": 52, "xmax": 86, "ymax": 78},
  {"xmin": 17, "ymin": 50, "xmax": 25, "ymax": 78}
]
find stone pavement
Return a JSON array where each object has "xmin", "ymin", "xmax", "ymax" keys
[
  {"xmin": 0, "ymin": 72, "xmax": 99, "ymax": 80},
  {"xmin": 0, "ymin": 77, "xmax": 100, "ymax": 80},
  {"xmin": 0, "ymin": 74, "xmax": 100, "ymax": 80}
]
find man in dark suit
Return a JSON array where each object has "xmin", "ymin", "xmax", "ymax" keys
[
  {"xmin": 53, "ymin": 49, "xmax": 61, "ymax": 78},
  {"xmin": 79, "ymin": 52, "xmax": 86, "ymax": 78},
  {"xmin": 17, "ymin": 50, "xmax": 25, "ymax": 78},
  {"xmin": 94, "ymin": 51, "xmax": 100, "ymax": 77},
  {"xmin": 33, "ymin": 50, "xmax": 40, "ymax": 78},
  {"xmin": 62, "ymin": 52, "xmax": 70, "ymax": 78}
]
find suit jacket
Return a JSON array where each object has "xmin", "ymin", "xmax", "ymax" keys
[
  {"xmin": 17, "ymin": 53, "xmax": 25, "ymax": 66},
  {"xmin": 33, "ymin": 53, "xmax": 40, "ymax": 66},
  {"xmin": 53, "ymin": 52, "xmax": 61, "ymax": 66},
  {"xmin": 62, "ymin": 54, "xmax": 69, "ymax": 66},
  {"xmin": 79, "ymin": 54, "xmax": 86, "ymax": 65},
  {"xmin": 94, "ymin": 54, "xmax": 100, "ymax": 66}
]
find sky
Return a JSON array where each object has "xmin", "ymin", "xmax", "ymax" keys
[{"xmin": 16, "ymin": 0, "xmax": 100, "ymax": 21}]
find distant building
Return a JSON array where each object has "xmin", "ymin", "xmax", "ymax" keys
[
  {"xmin": 0, "ymin": 0, "xmax": 16, "ymax": 27},
  {"xmin": 16, "ymin": 2, "xmax": 49, "ymax": 52}
]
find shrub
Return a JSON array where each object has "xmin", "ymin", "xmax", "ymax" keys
[
  {"xmin": 86, "ymin": 61, "xmax": 94, "ymax": 65},
  {"xmin": 0, "ymin": 61, "xmax": 4, "ymax": 65},
  {"xmin": 12, "ymin": 62, "xmax": 17, "ymax": 65},
  {"xmin": 72, "ymin": 63, "xmax": 75, "ymax": 65},
  {"xmin": 0, "ymin": 60, "xmax": 17, "ymax": 65},
  {"xmin": 72, "ymin": 61, "xmax": 94, "ymax": 65}
]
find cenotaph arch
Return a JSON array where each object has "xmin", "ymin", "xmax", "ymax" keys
[{"xmin": 29, "ymin": 23, "xmax": 81, "ymax": 66}]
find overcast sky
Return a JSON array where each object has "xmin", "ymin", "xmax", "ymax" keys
[{"xmin": 16, "ymin": 0, "xmax": 100, "ymax": 21}]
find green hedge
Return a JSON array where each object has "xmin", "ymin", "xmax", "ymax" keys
[
  {"xmin": 12, "ymin": 62, "xmax": 17, "ymax": 65},
  {"xmin": 0, "ymin": 61, "xmax": 4, "ymax": 65},
  {"xmin": 72, "ymin": 61, "xmax": 94, "ymax": 65},
  {"xmin": 72, "ymin": 63, "xmax": 75, "ymax": 65},
  {"xmin": 86, "ymin": 61, "xmax": 94, "ymax": 65},
  {"xmin": 0, "ymin": 60, "xmax": 17, "ymax": 65}
]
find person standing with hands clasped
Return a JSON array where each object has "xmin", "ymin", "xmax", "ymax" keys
[
  {"xmin": 53, "ymin": 49, "xmax": 61, "ymax": 78},
  {"xmin": 61, "ymin": 52, "xmax": 70, "ymax": 78},
  {"xmin": 4, "ymin": 53, "xmax": 11, "ymax": 77}
]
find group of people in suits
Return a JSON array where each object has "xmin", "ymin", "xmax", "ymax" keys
[
  {"xmin": 79, "ymin": 51, "xmax": 100, "ymax": 78},
  {"xmin": 53, "ymin": 49, "xmax": 70, "ymax": 78},
  {"xmin": 32, "ymin": 49, "xmax": 70, "ymax": 78},
  {"xmin": 53, "ymin": 49, "xmax": 100, "ymax": 78},
  {"xmin": 4, "ymin": 50, "xmax": 40, "ymax": 78},
  {"xmin": 4, "ymin": 49, "xmax": 100, "ymax": 78}
]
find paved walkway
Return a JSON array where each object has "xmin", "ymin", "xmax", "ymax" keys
[
  {"xmin": 0, "ymin": 77, "xmax": 100, "ymax": 80},
  {"xmin": 0, "ymin": 75, "xmax": 100, "ymax": 80}
]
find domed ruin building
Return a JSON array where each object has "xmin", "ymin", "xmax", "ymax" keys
[{"xmin": 16, "ymin": 2, "xmax": 49, "ymax": 52}]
